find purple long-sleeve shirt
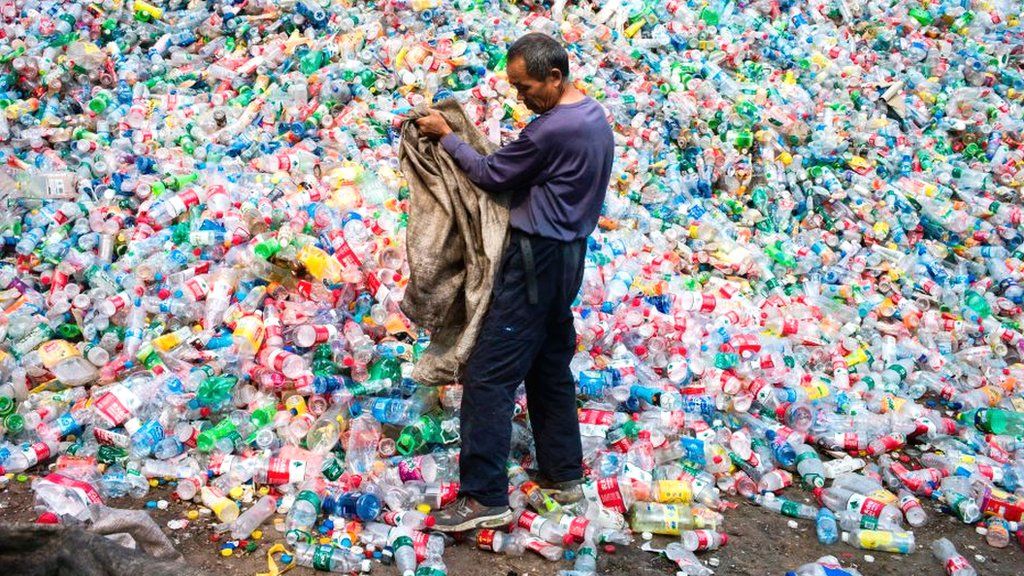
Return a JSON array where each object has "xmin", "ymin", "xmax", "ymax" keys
[{"xmin": 440, "ymin": 96, "xmax": 614, "ymax": 242}]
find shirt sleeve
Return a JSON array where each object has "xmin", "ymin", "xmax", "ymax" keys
[{"xmin": 440, "ymin": 131, "xmax": 546, "ymax": 193}]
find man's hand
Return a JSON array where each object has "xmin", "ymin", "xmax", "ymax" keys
[{"xmin": 415, "ymin": 110, "xmax": 453, "ymax": 140}]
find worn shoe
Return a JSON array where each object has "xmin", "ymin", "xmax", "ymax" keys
[
  {"xmin": 431, "ymin": 497, "xmax": 513, "ymax": 532},
  {"xmin": 535, "ymin": 476, "xmax": 584, "ymax": 505}
]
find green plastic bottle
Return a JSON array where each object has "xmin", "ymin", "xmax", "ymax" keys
[
  {"xmin": 396, "ymin": 411, "xmax": 459, "ymax": 455},
  {"xmin": 196, "ymin": 375, "xmax": 238, "ymax": 407},
  {"xmin": 974, "ymin": 408, "xmax": 1024, "ymax": 437}
]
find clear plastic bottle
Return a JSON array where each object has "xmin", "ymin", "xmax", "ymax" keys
[
  {"xmin": 897, "ymin": 489, "xmax": 927, "ymax": 527},
  {"xmin": 200, "ymin": 485, "xmax": 239, "ymax": 523},
  {"xmin": 681, "ymin": 529, "xmax": 728, "ymax": 551},
  {"xmin": 413, "ymin": 553, "xmax": 447, "ymax": 576},
  {"xmin": 785, "ymin": 556, "xmax": 864, "ymax": 576},
  {"xmin": 840, "ymin": 528, "xmax": 915, "ymax": 554},
  {"xmin": 231, "ymin": 494, "xmax": 277, "ymax": 540},
  {"xmin": 931, "ymin": 538, "xmax": 976, "ymax": 576},
  {"xmin": 389, "ymin": 526, "xmax": 418, "ymax": 576},
  {"xmin": 293, "ymin": 542, "xmax": 370, "ymax": 573},
  {"xmin": 815, "ymin": 508, "xmax": 839, "ymax": 545}
]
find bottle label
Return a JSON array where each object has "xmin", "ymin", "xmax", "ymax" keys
[
  {"xmin": 848, "ymin": 494, "xmax": 886, "ymax": 518},
  {"xmin": 259, "ymin": 347, "xmax": 292, "ymax": 372},
  {"xmin": 42, "ymin": 472, "xmax": 103, "ymax": 504},
  {"xmin": 691, "ymin": 529, "xmax": 713, "ymax": 551},
  {"xmin": 183, "ymin": 276, "xmax": 209, "ymax": 300},
  {"xmin": 37, "ymin": 339, "xmax": 80, "ymax": 370},
  {"xmin": 93, "ymin": 384, "xmax": 140, "ymax": 426},
  {"xmin": 979, "ymin": 493, "xmax": 1024, "ymax": 522},
  {"xmin": 266, "ymin": 457, "xmax": 306, "ymax": 485},
  {"xmin": 946, "ymin": 555, "xmax": 970, "ymax": 574},
  {"xmin": 841, "ymin": 432, "xmax": 860, "ymax": 453},
  {"xmin": 178, "ymin": 425, "xmax": 199, "ymax": 448},
  {"xmin": 391, "ymin": 535, "xmax": 414, "ymax": 550},
  {"xmin": 562, "ymin": 515, "xmax": 590, "ymax": 541},
  {"xmin": 654, "ymin": 480, "xmax": 692, "ymax": 503},
  {"xmin": 525, "ymin": 538, "xmax": 556, "ymax": 556},
  {"xmin": 867, "ymin": 488, "xmax": 898, "ymax": 506},
  {"xmin": 596, "ymin": 477, "xmax": 626, "ymax": 512},
  {"xmin": 794, "ymin": 449, "xmax": 818, "ymax": 465},
  {"xmin": 856, "ymin": 529, "xmax": 892, "ymax": 550},
  {"xmin": 312, "ymin": 544, "xmax": 334, "ymax": 571},
  {"xmin": 209, "ymin": 454, "xmax": 237, "ymax": 476},
  {"xmin": 780, "ymin": 500, "xmax": 801, "ymax": 518},
  {"xmin": 23, "ymin": 441, "xmax": 52, "ymax": 466},
  {"xmin": 438, "ymin": 482, "xmax": 459, "ymax": 508},
  {"xmin": 517, "ymin": 510, "xmax": 541, "ymax": 531},
  {"xmin": 233, "ymin": 315, "xmax": 265, "ymax": 352},
  {"xmin": 310, "ymin": 325, "xmax": 336, "ymax": 343},
  {"xmin": 321, "ymin": 457, "xmax": 343, "ymax": 481},
  {"xmin": 94, "ymin": 427, "xmax": 131, "ymax": 448},
  {"xmin": 899, "ymin": 494, "xmax": 921, "ymax": 514},
  {"xmin": 331, "ymin": 235, "xmax": 363, "ymax": 269},
  {"xmin": 134, "ymin": 420, "xmax": 164, "ymax": 448},
  {"xmin": 578, "ymin": 408, "xmax": 614, "ymax": 437},
  {"xmin": 476, "ymin": 529, "xmax": 496, "ymax": 551}
]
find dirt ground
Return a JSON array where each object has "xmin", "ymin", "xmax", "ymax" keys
[{"xmin": 1, "ymin": 478, "xmax": 1020, "ymax": 576}]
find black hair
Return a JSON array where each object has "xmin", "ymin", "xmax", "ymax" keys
[{"xmin": 506, "ymin": 33, "xmax": 570, "ymax": 82}]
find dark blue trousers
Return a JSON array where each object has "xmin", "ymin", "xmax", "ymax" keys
[{"xmin": 459, "ymin": 230, "xmax": 586, "ymax": 507}]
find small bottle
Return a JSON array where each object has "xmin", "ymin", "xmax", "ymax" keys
[
  {"xmin": 414, "ymin": 553, "xmax": 447, "ymax": 576},
  {"xmin": 841, "ymin": 529, "xmax": 915, "ymax": 554},
  {"xmin": 294, "ymin": 542, "xmax": 370, "ymax": 573},
  {"xmin": 231, "ymin": 494, "xmax": 277, "ymax": 540},
  {"xmin": 815, "ymin": 508, "xmax": 839, "ymax": 545},
  {"xmin": 984, "ymin": 518, "xmax": 1010, "ymax": 549},
  {"xmin": 201, "ymin": 485, "xmax": 239, "ymax": 523},
  {"xmin": 681, "ymin": 529, "xmax": 728, "ymax": 551},
  {"xmin": 389, "ymin": 527, "xmax": 418, "ymax": 576},
  {"xmin": 755, "ymin": 494, "xmax": 817, "ymax": 520},
  {"xmin": 558, "ymin": 537, "xmax": 597, "ymax": 576},
  {"xmin": 931, "ymin": 537, "xmax": 976, "ymax": 576},
  {"xmin": 898, "ymin": 489, "xmax": 927, "ymax": 527}
]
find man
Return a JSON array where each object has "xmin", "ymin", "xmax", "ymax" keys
[{"xmin": 414, "ymin": 32, "xmax": 615, "ymax": 531}]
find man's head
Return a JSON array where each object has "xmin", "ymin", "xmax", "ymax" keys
[{"xmin": 506, "ymin": 33, "xmax": 570, "ymax": 114}]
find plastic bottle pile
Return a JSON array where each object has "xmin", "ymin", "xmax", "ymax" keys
[{"xmin": 1, "ymin": 0, "xmax": 1024, "ymax": 574}]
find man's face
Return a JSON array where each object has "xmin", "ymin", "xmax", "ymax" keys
[{"xmin": 507, "ymin": 56, "xmax": 563, "ymax": 114}]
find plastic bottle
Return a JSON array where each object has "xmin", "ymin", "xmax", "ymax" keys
[
  {"xmin": 558, "ymin": 537, "xmax": 597, "ymax": 576},
  {"xmin": 815, "ymin": 508, "xmax": 839, "ymax": 545},
  {"xmin": 897, "ymin": 489, "xmax": 927, "ymax": 527},
  {"xmin": 413, "ymin": 553, "xmax": 447, "ymax": 576},
  {"xmin": 681, "ymin": 529, "xmax": 728, "ymax": 552},
  {"xmin": 786, "ymin": 556, "xmax": 864, "ymax": 576},
  {"xmin": 390, "ymin": 526, "xmax": 418, "ymax": 576},
  {"xmin": 754, "ymin": 494, "xmax": 817, "ymax": 520},
  {"xmin": 231, "ymin": 494, "xmax": 277, "ymax": 540},
  {"xmin": 629, "ymin": 502, "xmax": 721, "ymax": 536},
  {"xmin": 840, "ymin": 529, "xmax": 915, "ymax": 554},
  {"xmin": 931, "ymin": 538, "xmax": 976, "ymax": 576},
  {"xmin": 293, "ymin": 542, "xmax": 370, "ymax": 573},
  {"xmin": 201, "ymin": 486, "xmax": 239, "ymax": 523}
]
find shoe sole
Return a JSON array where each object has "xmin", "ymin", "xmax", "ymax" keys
[{"xmin": 432, "ymin": 509, "xmax": 514, "ymax": 533}]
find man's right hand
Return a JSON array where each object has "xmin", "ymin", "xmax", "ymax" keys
[{"xmin": 415, "ymin": 110, "xmax": 453, "ymax": 140}]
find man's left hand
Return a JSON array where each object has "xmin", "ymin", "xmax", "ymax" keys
[{"xmin": 415, "ymin": 110, "xmax": 453, "ymax": 140}]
